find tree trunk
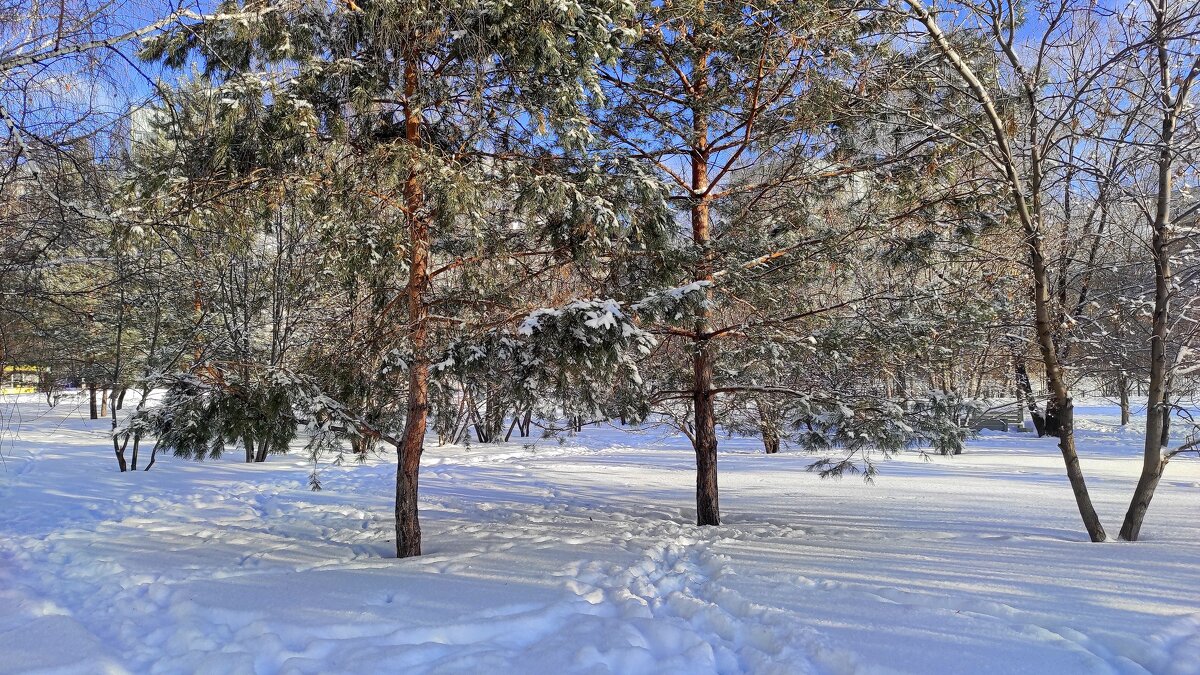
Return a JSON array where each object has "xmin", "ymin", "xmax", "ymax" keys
[
  {"xmin": 111, "ymin": 396, "xmax": 127, "ymax": 472},
  {"xmin": 144, "ymin": 440, "xmax": 160, "ymax": 471},
  {"xmin": 762, "ymin": 431, "xmax": 780, "ymax": 455},
  {"xmin": 1043, "ymin": 396, "xmax": 1062, "ymax": 438},
  {"xmin": 1032, "ymin": 243, "xmax": 1107, "ymax": 542},
  {"xmin": 89, "ymin": 383, "xmax": 98, "ymax": 419},
  {"xmin": 1160, "ymin": 391, "xmax": 1171, "ymax": 449},
  {"xmin": 1118, "ymin": 457, "xmax": 1165, "ymax": 542},
  {"xmin": 1120, "ymin": 385, "xmax": 1170, "ymax": 542},
  {"xmin": 395, "ymin": 51, "xmax": 430, "ymax": 559},
  {"xmin": 693, "ymin": 341, "xmax": 720, "ymax": 525},
  {"xmin": 254, "ymin": 439, "xmax": 269, "ymax": 463},
  {"xmin": 396, "ymin": 361, "xmax": 428, "ymax": 559},
  {"xmin": 1118, "ymin": 16, "xmax": 1184, "ymax": 540},
  {"xmin": 689, "ymin": 37, "xmax": 719, "ymax": 527},
  {"xmin": 100, "ymin": 389, "xmax": 108, "ymax": 418},
  {"xmin": 244, "ymin": 435, "xmax": 254, "ymax": 463},
  {"xmin": 1014, "ymin": 356, "xmax": 1046, "ymax": 436},
  {"xmin": 470, "ymin": 391, "xmax": 502, "ymax": 443},
  {"xmin": 758, "ymin": 400, "xmax": 780, "ymax": 454},
  {"xmin": 1118, "ymin": 375, "xmax": 1130, "ymax": 426}
]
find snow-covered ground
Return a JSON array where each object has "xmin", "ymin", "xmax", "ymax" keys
[{"xmin": 2, "ymin": 395, "xmax": 1199, "ymax": 675}]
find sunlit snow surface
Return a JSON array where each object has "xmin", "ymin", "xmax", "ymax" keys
[{"xmin": 1, "ymin": 394, "xmax": 1198, "ymax": 674}]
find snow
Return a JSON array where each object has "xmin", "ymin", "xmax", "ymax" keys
[
  {"xmin": 2, "ymin": 394, "xmax": 1200, "ymax": 674},
  {"xmin": 518, "ymin": 299, "xmax": 631, "ymax": 336}
]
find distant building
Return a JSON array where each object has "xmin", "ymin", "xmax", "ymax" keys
[{"xmin": 1, "ymin": 365, "xmax": 44, "ymax": 394}]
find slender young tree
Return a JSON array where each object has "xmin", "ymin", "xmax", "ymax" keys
[
  {"xmin": 899, "ymin": 0, "xmax": 1200, "ymax": 542},
  {"xmin": 596, "ymin": 0, "xmax": 890, "ymax": 525},
  {"xmin": 898, "ymin": 0, "xmax": 1112, "ymax": 540},
  {"xmin": 1117, "ymin": 0, "xmax": 1200, "ymax": 541}
]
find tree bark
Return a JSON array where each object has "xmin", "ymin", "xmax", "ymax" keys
[
  {"xmin": 1014, "ymin": 356, "xmax": 1046, "ymax": 436},
  {"xmin": 693, "ymin": 341, "xmax": 720, "ymax": 525},
  {"xmin": 395, "ymin": 51, "xmax": 430, "ymax": 559},
  {"xmin": 108, "ymin": 277, "xmax": 127, "ymax": 470},
  {"xmin": 1032, "ymin": 242, "xmax": 1107, "ymax": 542},
  {"xmin": 1159, "ymin": 388, "xmax": 1171, "ymax": 449},
  {"xmin": 761, "ymin": 430, "xmax": 780, "ymax": 455},
  {"xmin": 1043, "ymin": 396, "xmax": 1062, "ymax": 438},
  {"xmin": 144, "ymin": 440, "xmax": 160, "ymax": 471},
  {"xmin": 689, "ymin": 31, "xmax": 719, "ymax": 527},
  {"xmin": 111, "ymin": 392, "xmax": 127, "ymax": 472},
  {"xmin": 89, "ymin": 382, "xmax": 98, "ymax": 419},
  {"xmin": 758, "ymin": 400, "xmax": 780, "ymax": 454},
  {"xmin": 1118, "ymin": 375, "xmax": 1131, "ymax": 426},
  {"xmin": 396, "ymin": 346, "xmax": 428, "ymax": 558},
  {"xmin": 1117, "ymin": 2, "xmax": 1192, "ymax": 540}
]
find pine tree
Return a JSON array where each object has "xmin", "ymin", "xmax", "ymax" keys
[
  {"xmin": 142, "ymin": 0, "xmax": 647, "ymax": 557},
  {"xmin": 592, "ymin": 0, "xmax": 978, "ymax": 521}
]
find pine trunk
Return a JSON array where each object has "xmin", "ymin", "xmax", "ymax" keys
[
  {"xmin": 693, "ymin": 342, "xmax": 720, "ymax": 525},
  {"xmin": 758, "ymin": 400, "xmax": 780, "ymax": 454},
  {"xmin": 396, "ymin": 361, "xmax": 428, "ymax": 558},
  {"xmin": 395, "ymin": 52, "xmax": 429, "ymax": 559},
  {"xmin": 762, "ymin": 433, "xmax": 780, "ymax": 455},
  {"xmin": 689, "ymin": 36, "xmax": 719, "ymax": 527}
]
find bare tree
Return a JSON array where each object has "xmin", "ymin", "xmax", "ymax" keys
[
  {"xmin": 1116, "ymin": 0, "xmax": 1200, "ymax": 541},
  {"xmin": 898, "ymin": 0, "xmax": 1119, "ymax": 540}
]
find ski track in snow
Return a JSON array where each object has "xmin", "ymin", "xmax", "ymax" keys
[{"xmin": 2, "ymin": 397, "xmax": 1200, "ymax": 674}]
